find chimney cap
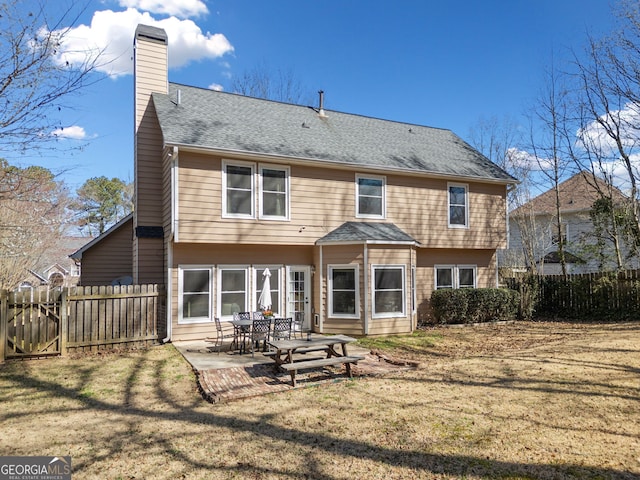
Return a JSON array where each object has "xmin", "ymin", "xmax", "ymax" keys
[{"xmin": 135, "ymin": 24, "xmax": 168, "ymax": 44}]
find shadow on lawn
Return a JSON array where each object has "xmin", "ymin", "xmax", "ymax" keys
[{"xmin": 2, "ymin": 356, "xmax": 638, "ymax": 480}]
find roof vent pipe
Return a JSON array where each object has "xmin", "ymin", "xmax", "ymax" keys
[
  {"xmin": 176, "ymin": 89, "xmax": 181, "ymax": 105},
  {"xmin": 318, "ymin": 90, "xmax": 327, "ymax": 118}
]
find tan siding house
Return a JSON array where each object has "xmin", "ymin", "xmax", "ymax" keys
[{"xmin": 79, "ymin": 24, "xmax": 516, "ymax": 340}]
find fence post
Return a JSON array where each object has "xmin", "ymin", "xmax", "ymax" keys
[
  {"xmin": 0, "ymin": 289, "xmax": 6, "ymax": 362},
  {"xmin": 60, "ymin": 288, "xmax": 68, "ymax": 356}
]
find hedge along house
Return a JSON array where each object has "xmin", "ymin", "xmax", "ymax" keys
[{"xmin": 79, "ymin": 24, "xmax": 516, "ymax": 341}]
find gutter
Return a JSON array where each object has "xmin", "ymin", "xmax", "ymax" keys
[{"xmin": 164, "ymin": 142, "xmax": 518, "ymax": 186}]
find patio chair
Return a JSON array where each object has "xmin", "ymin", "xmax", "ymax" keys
[
  {"xmin": 207, "ymin": 317, "xmax": 236, "ymax": 354},
  {"xmin": 292, "ymin": 312, "xmax": 304, "ymax": 339},
  {"xmin": 252, "ymin": 311, "xmax": 264, "ymax": 320},
  {"xmin": 272, "ymin": 317, "xmax": 292, "ymax": 342},
  {"xmin": 232, "ymin": 312, "xmax": 252, "ymax": 353},
  {"xmin": 250, "ymin": 318, "xmax": 272, "ymax": 357}
]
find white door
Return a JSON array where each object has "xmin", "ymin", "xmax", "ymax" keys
[{"xmin": 287, "ymin": 266, "xmax": 311, "ymax": 330}]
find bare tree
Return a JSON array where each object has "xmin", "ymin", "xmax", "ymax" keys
[
  {"xmin": 0, "ymin": 160, "xmax": 69, "ymax": 289},
  {"xmin": 527, "ymin": 65, "xmax": 576, "ymax": 276},
  {"xmin": 230, "ymin": 61, "xmax": 314, "ymax": 105},
  {"xmin": 0, "ymin": 0, "xmax": 103, "ymax": 153},
  {"xmin": 571, "ymin": 0, "xmax": 640, "ymax": 249}
]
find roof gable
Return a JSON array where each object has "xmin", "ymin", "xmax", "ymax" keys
[
  {"xmin": 152, "ymin": 84, "xmax": 515, "ymax": 183},
  {"xmin": 512, "ymin": 172, "xmax": 628, "ymax": 216},
  {"xmin": 317, "ymin": 222, "xmax": 417, "ymax": 245}
]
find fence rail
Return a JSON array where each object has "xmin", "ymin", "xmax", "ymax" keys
[
  {"xmin": 1, "ymin": 284, "xmax": 165, "ymax": 361},
  {"xmin": 505, "ymin": 270, "xmax": 640, "ymax": 319}
]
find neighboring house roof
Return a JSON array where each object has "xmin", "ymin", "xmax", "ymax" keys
[
  {"xmin": 152, "ymin": 84, "xmax": 516, "ymax": 184},
  {"xmin": 316, "ymin": 222, "xmax": 418, "ymax": 245},
  {"xmin": 70, "ymin": 214, "xmax": 133, "ymax": 260},
  {"xmin": 512, "ymin": 171, "xmax": 627, "ymax": 216}
]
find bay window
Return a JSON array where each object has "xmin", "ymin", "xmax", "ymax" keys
[
  {"xmin": 372, "ymin": 266, "xmax": 405, "ymax": 316},
  {"xmin": 329, "ymin": 266, "xmax": 359, "ymax": 317}
]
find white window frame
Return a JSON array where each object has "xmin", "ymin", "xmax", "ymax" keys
[
  {"xmin": 259, "ymin": 164, "xmax": 290, "ymax": 220},
  {"xmin": 217, "ymin": 265, "xmax": 249, "ymax": 320},
  {"xmin": 435, "ymin": 265, "xmax": 455, "ymax": 290},
  {"xmin": 328, "ymin": 264, "xmax": 360, "ymax": 318},
  {"xmin": 253, "ymin": 265, "xmax": 283, "ymax": 314},
  {"xmin": 434, "ymin": 264, "xmax": 477, "ymax": 289},
  {"xmin": 356, "ymin": 174, "xmax": 386, "ymax": 219},
  {"xmin": 448, "ymin": 182, "xmax": 469, "ymax": 228},
  {"xmin": 178, "ymin": 265, "xmax": 214, "ymax": 324},
  {"xmin": 457, "ymin": 265, "xmax": 477, "ymax": 288},
  {"xmin": 222, "ymin": 160, "xmax": 255, "ymax": 219},
  {"xmin": 371, "ymin": 265, "xmax": 405, "ymax": 318}
]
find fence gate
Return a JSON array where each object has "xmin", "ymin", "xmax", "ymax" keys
[{"xmin": 4, "ymin": 288, "xmax": 63, "ymax": 359}]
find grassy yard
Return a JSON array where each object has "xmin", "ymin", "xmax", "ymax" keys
[{"xmin": 1, "ymin": 321, "xmax": 639, "ymax": 479}]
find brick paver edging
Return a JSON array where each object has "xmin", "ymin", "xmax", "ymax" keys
[{"xmin": 196, "ymin": 353, "xmax": 419, "ymax": 403}]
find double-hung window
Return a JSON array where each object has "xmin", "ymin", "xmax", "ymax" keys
[
  {"xmin": 328, "ymin": 265, "xmax": 359, "ymax": 317},
  {"xmin": 356, "ymin": 175, "xmax": 385, "ymax": 218},
  {"xmin": 178, "ymin": 267, "xmax": 213, "ymax": 323},
  {"xmin": 372, "ymin": 266, "xmax": 405, "ymax": 317},
  {"xmin": 223, "ymin": 162, "xmax": 254, "ymax": 218},
  {"xmin": 448, "ymin": 183, "xmax": 468, "ymax": 228},
  {"xmin": 260, "ymin": 166, "xmax": 289, "ymax": 219},
  {"xmin": 435, "ymin": 265, "xmax": 477, "ymax": 290},
  {"xmin": 254, "ymin": 266, "xmax": 281, "ymax": 313},
  {"xmin": 218, "ymin": 267, "xmax": 248, "ymax": 317}
]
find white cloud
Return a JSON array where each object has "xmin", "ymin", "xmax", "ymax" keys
[
  {"xmin": 51, "ymin": 125, "xmax": 88, "ymax": 140},
  {"xmin": 208, "ymin": 83, "xmax": 224, "ymax": 91},
  {"xmin": 577, "ymin": 103, "xmax": 640, "ymax": 153},
  {"xmin": 118, "ymin": 0, "xmax": 208, "ymax": 18},
  {"xmin": 506, "ymin": 148, "xmax": 554, "ymax": 171},
  {"xmin": 50, "ymin": 7, "xmax": 233, "ymax": 77}
]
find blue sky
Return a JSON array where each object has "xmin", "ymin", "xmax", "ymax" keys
[{"xmin": 13, "ymin": 0, "xmax": 616, "ymax": 191}]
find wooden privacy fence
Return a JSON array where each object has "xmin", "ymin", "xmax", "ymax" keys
[
  {"xmin": 1, "ymin": 284, "xmax": 165, "ymax": 361},
  {"xmin": 505, "ymin": 270, "xmax": 640, "ymax": 319}
]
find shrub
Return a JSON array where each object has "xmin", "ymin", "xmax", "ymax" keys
[{"xmin": 431, "ymin": 288, "xmax": 519, "ymax": 325}]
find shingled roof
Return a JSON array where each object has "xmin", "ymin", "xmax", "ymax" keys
[
  {"xmin": 316, "ymin": 222, "xmax": 418, "ymax": 245},
  {"xmin": 152, "ymin": 83, "xmax": 516, "ymax": 183},
  {"xmin": 512, "ymin": 172, "xmax": 628, "ymax": 216}
]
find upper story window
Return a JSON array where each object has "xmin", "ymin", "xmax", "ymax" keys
[
  {"xmin": 448, "ymin": 183, "xmax": 468, "ymax": 228},
  {"xmin": 356, "ymin": 174, "xmax": 386, "ymax": 218},
  {"xmin": 260, "ymin": 166, "xmax": 289, "ymax": 220},
  {"xmin": 223, "ymin": 162, "xmax": 254, "ymax": 218}
]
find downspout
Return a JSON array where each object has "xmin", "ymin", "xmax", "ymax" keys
[
  {"xmin": 163, "ymin": 242, "xmax": 173, "ymax": 343},
  {"xmin": 163, "ymin": 146, "xmax": 178, "ymax": 343},
  {"xmin": 363, "ymin": 243, "xmax": 369, "ymax": 335},
  {"xmin": 319, "ymin": 245, "xmax": 324, "ymax": 332}
]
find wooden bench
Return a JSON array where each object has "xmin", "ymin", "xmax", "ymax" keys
[{"xmin": 278, "ymin": 355, "xmax": 365, "ymax": 386}]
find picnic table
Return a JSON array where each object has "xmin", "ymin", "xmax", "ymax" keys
[{"xmin": 268, "ymin": 334, "xmax": 364, "ymax": 386}]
